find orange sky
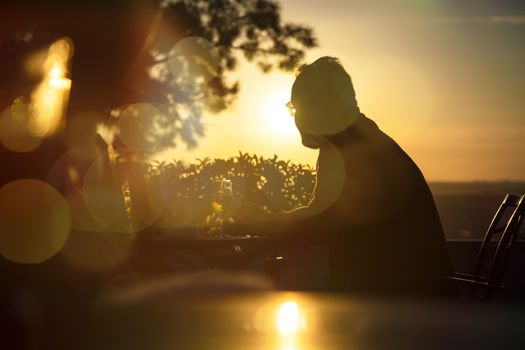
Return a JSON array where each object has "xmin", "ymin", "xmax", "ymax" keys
[{"xmin": 156, "ymin": 0, "xmax": 525, "ymax": 181}]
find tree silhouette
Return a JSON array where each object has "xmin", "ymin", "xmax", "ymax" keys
[
  {"xmin": 112, "ymin": 0, "xmax": 317, "ymax": 151},
  {"xmin": 1, "ymin": 0, "xmax": 317, "ymax": 153}
]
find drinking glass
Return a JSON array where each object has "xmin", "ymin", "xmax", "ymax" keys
[{"xmin": 200, "ymin": 178, "xmax": 233, "ymax": 239}]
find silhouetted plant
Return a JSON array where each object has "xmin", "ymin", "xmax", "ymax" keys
[{"xmin": 143, "ymin": 153, "xmax": 316, "ymax": 226}]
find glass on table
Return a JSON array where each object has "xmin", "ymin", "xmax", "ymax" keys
[{"xmin": 199, "ymin": 178, "xmax": 233, "ymax": 239}]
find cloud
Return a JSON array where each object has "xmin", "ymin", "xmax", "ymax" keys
[{"xmin": 433, "ymin": 16, "xmax": 525, "ymax": 25}]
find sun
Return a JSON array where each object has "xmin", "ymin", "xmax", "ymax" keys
[{"xmin": 259, "ymin": 87, "xmax": 299, "ymax": 137}]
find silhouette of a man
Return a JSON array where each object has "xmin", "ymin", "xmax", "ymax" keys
[{"xmin": 254, "ymin": 57, "xmax": 453, "ymax": 293}]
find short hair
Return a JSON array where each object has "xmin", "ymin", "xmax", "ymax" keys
[
  {"xmin": 291, "ymin": 57, "xmax": 360, "ymax": 136},
  {"xmin": 292, "ymin": 56, "xmax": 358, "ymax": 111}
]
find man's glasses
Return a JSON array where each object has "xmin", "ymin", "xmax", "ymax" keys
[{"xmin": 286, "ymin": 101, "xmax": 296, "ymax": 117}]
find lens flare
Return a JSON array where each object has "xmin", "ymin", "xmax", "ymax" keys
[
  {"xmin": 82, "ymin": 157, "xmax": 131, "ymax": 233},
  {"xmin": 0, "ymin": 179, "xmax": 71, "ymax": 263},
  {"xmin": 28, "ymin": 37, "xmax": 73, "ymax": 138},
  {"xmin": 117, "ymin": 103, "xmax": 166, "ymax": 152},
  {"xmin": 167, "ymin": 36, "xmax": 220, "ymax": 87},
  {"xmin": 0, "ymin": 102, "xmax": 44, "ymax": 152}
]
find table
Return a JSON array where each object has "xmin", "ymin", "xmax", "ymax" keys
[
  {"xmin": 134, "ymin": 229, "xmax": 272, "ymax": 273},
  {"xmin": 95, "ymin": 289, "xmax": 525, "ymax": 350}
]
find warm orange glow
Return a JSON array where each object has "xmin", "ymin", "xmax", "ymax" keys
[
  {"xmin": 28, "ymin": 37, "xmax": 73, "ymax": 137},
  {"xmin": 260, "ymin": 87, "xmax": 299, "ymax": 137},
  {"xmin": 151, "ymin": 68, "xmax": 318, "ymax": 170},
  {"xmin": 276, "ymin": 301, "xmax": 305, "ymax": 336},
  {"xmin": 49, "ymin": 66, "xmax": 72, "ymax": 89},
  {"xmin": 150, "ymin": 11, "xmax": 525, "ymax": 182}
]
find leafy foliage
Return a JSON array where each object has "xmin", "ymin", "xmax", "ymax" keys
[
  {"xmin": 151, "ymin": 0, "xmax": 316, "ymax": 107},
  {"xmin": 140, "ymin": 152, "xmax": 316, "ymax": 227},
  {"xmin": 0, "ymin": 1, "xmax": 317, "ymax": 152},
  {"xmin": 111, "ymin": 0, "xmax": 317, "ymax": 150}
]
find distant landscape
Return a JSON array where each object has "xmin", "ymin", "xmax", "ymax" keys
[{"xmin": 429, "ymin": 182, "xmax": 525, "ymax": 239}]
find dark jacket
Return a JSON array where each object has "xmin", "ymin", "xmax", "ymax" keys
[{"xmin": 268, "ymin": 114, "xmax": 453, "ymax": 292}]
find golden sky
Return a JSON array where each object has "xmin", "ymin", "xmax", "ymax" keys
[{"xmin": 156, "ymin": 0, "xmax": 525, "ymax": 181}]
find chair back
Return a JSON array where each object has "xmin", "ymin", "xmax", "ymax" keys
[{"xmin": 472, "ymin": 193, "xmax": 525, "ymax": 297}]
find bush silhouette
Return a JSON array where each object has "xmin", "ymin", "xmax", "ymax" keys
[{"xmin": 136, "ymin": 152, "xmax": 315, "ymax": 229}]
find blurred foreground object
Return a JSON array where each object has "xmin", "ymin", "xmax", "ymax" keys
[{"xmin": 0, "ymin": 37, "xmax": 72, "ymax": 152}]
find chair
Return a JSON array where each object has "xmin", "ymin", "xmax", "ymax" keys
[{"xmin": 448, "ymin": 193, "xmax": 525, "ymax": 298}]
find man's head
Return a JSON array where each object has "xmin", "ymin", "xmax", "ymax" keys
[{"xmin": 290, "ymin": 56, "xmax": 360, "ymax": 148}]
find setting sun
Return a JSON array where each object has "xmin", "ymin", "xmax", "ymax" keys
[{"xmin": 259, "ymin": 86, "xmax": 298, "ymax": 138}]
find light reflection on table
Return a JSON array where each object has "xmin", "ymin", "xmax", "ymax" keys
[{"xmin": 95, "ymin": 285, "xmax": 525, "ymax": 350}]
